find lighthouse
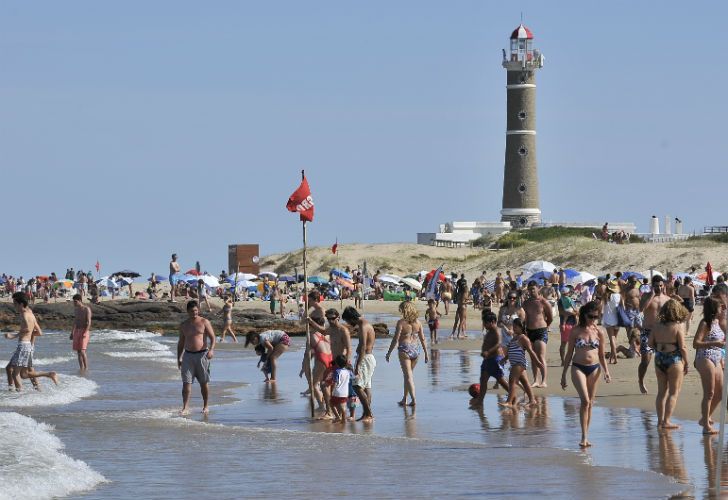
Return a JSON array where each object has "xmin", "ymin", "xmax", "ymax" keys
[{"xmin": 500, "ymin": 24, "xmax": 544, "ymax": 228}]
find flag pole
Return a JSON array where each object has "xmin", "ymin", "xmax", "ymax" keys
[{"xmin": 301, "ymin": 169, "xmax": 315, "ymax": 418}]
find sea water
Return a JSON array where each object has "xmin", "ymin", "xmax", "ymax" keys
[{"xmin": 0, "ymin": 322, "xmax": 719, "ymax": 499}]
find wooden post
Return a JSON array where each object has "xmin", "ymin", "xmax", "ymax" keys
[{"xmin": 302, "ymin": 170, "xmax": 315, "ymax": 418}]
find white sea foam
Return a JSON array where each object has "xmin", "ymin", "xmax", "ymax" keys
[
  {"xmin": 0, "ymin": 412, "xmax": 107, "ymax": 499},
  {"xmin": 92, "ymin": 329, "xmax": 160, "ymax": 342},
  {"xmin": 33, "ymin": 355, "xmax": 75, "ymax": 366},
  {"xmin": 0, "ymin": 375, "xmax": 98, "ymax": 408}
]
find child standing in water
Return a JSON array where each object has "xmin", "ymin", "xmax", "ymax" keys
[
  {"xmin": 255, "ymin": 344, "xmax": 271, "ymax": 382},
  {"xmin": 425, "ymin": 299, "xmax": 441, "ymax": 345},
  {"xmin": 500, "ymin": 318, "xmax": 542, "ymax": 407},
  {"xmin": 330, "ymin": 355, "xmax": 351, "ymax": 423}
]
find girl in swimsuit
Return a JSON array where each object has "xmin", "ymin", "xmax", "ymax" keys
[
  {"xmin": 693, "ymin": 297, "xmax": 726, "ymax": 434},
  {"xmin": 219, "ymin": 297, "xmax": 238, "ymax": 343},
  {"xmin": 560, "ymin": 300, "xmax": 611, "ymax": 448},
  {"xmin": 386, "ymin": 301, "xmax": 428, "ymax": 406},
  {"xmin": 499, "ymin": 318, "xmax": 542, "ymax": 407},
  {"xmin": 648, "ymin": 299, "xmax": 689, "ymax": 430},
  {"xmin": 306, "ymin": 309, "xmax": 339, "ymax": 417}
]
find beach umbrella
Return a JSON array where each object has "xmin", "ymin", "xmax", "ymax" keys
[
  {"xmin": 521, "ymin": 260, "xmax": 556, "ymax": 275},
  {"xmin": 198, "ymin": 275, "xmax": 220, "ymax": 288},
  {"xmin": 259, "ymin": 271, "xmax": 278, "ymax": 279},
  {"xmin": 620, "ymin": 271, "xmax": 645, "ymax": 280},
  {"xmin": 379, "ymin": 274, "xmax": 402, "ymax": 285},
  {"xmin": 228, "ymin": 272, "xmax": 257, "ymax": 282},
  {"xmin": 0, "ymin": 277, "xmax": 5, "ymax": 284},
  {"xmin": 565, "ymin": 271, "xmax": 597, "ymax": 286},
  {"xmin": 425, "ymin": 269, "xmax": 447, "ymax": 282},
  {"xmin": 185, "ymin": 269, "xmax": 201, "ymax": 276},
  {"xmin": 331, "ymin": 269, "xmax": 352, "ymax": 280},
  {"xmin": 697, "ymin": 270, "xmax": 720, "ymax": 283},
  {"xmin": 53, "ymin": 279, "xmax": 75, "ymax": 289},
  {"xmin": 235, "ymin": 280, "xmax": 257, "ymax": 289},
  {"xmin": 278, "ymin": 275, "xmax": 297, "ymax": 283},
  {"xmin": 307, "ymin": 276, "xmax": 328, "ymax": 285},
  {"xmin": 118, "ymin": 277, "xmax": 134, "ymax": 286},
  {"xmin": 97, "ymin": 279, "xmax": 118, "ymax": 289},
  {"xmin": 706, "ymin": 262, "xmax": 716, "ymax": 286},
  {"xmin": 526, "ymin": 271, "xmax": 553, "ymax": 283},
  {"xmin": 336, "ymin": 277, "xmax": 355, "ymax": 290},
  {"xmin": 640, "ymin": 270, "xmax": 664, "ymax": 279},
  {"xmin": 148, "ymin": 275, "xmax": 168, "ymax": 282},
  {"xmin": 112, "ymin": 270, "xmax": 140, "ymax": 278},
  {"xmin": 400, "ymin": 277, "xmax": 422, "ymax": 290},
  {"xmin": 562, "ymin": 269, "xmax": 580, "ymax": 279}
]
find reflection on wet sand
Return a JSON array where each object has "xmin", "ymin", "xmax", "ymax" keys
[
  {"xmin": 701, "ymin": 436, "xmax": 728, "ymax": 499},
  {"xmin": 429, "ymin": 349, "xmax": 440, "ymax": 386},
  {"xmin": 402, "ymin": 405, "xmax": 417, "ymax": 438}
]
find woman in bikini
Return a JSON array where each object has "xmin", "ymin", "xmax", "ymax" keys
[
  {"xmin": 385, "ymin": 301, "xmax": 428, "ymax": 406},
  {"xmin": 219, "ymin": 297, "xmax": 237, "ymax": 343},
  {"xmin": 499, "ymin": 318, "xmax": 542, "ymax": 407},
  {"xmin": 306, "ymin": 309, "xmax": 338, "ymax": 415},
  {"xmin": 694, "ymin": 297, "xmax": 726, "ymax": 434},
  {"xmin": 561, "ymin": 300, "xmax": 611, "ymax": 448},
  {"xmin": 648, "ymin": 299, "xmax": 689, "ymax": 430}
]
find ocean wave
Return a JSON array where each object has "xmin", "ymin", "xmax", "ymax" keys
[
  {"xmin": 33, "ymin": 355, "xmax": 75, "ymax": 366},
  {"xmin": 0, "ymin": 375, "xmax": 98, "ymax": 408},
  {"xmin": 0, "ymin": 412, "xmax": 107, "ymax": 499}
]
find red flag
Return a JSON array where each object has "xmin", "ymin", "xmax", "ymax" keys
[
  {"xmin": 331, "ymin": 239, "xmax": 338, "ymax": 254},
  {"xmin": 95, "ymin": 260, "xmax": 100, "ymax": 273},
  {"xmin": 286, "ymin": 176, "xmax": 315, "ymax": 222}
]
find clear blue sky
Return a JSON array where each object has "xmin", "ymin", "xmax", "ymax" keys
[{"xmin": 2, "ymin": 2, "xmax": 726, "ymax": 277}]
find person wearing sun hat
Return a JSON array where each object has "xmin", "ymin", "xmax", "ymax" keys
[{"xmin": 602, "ymin": 278, "xmax": 623, "ymax": 364}]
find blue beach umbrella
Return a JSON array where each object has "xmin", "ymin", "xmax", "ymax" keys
[
  {"xmin": 331, "ymin": 269, "xmax": 352, "ymax": 280},
  {"xmin": 307, "ymin": 276, "xmax": 328, "ymax": 285},
  {"xmin": 621, "ymin": 271, "xmax": 645, "ymax": 280},
  {"xmin": 278, "ymin": 275, "xmax": 297, "ymax": 283},
  {"xmin": 149, "ymin": 275, "xmax": 168, "ymax": 282},
  {"xmin": 526, "ymin": 271, "xmax": 553, "ymax": 283}
]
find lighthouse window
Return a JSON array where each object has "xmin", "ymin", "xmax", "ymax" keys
[
  {"xmin": 519, "ymin": 75, "xmax": 527, "ymax": 84},
  {"xmin": 518, "ymin": 183, "xmax": 527, "ymax": 193},
  {"xmin": 518, "ymin": 146, "xmax": 528, "ymax": 156},
  {"xmin": 519, "ymin": 217, "xmax": 528, "ymax": 226},
  {"xmin": 518, "ymin": 111, "xmax": 527, "ymax": 120}
]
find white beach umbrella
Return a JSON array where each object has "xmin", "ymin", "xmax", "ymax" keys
[
  {"xmin": 566, "ymin": 271, "xmax": 597, "ymax": 286},
  {"xmin": 640, "ymin": 270, "xmax": 664, "ymax": 279},
  {"xmin": 400, "ymin": 277, "xmax": 422, "ymax": 290},
  {"xmin": 97, "ymin": 278, "xmax": 118, "ymax": 288},
  {"xmin": 198, "ymin": 275, "xmax": 220, "ymax": 288},
  {"xmin": 229, "ymin": 272, "xmax": 257, "ymax": 281},
  {"xmin": 118, "ymin": 276, "xmax": 134, "ymax": 286},
  {"xmin": 521, "ymin": 260, "xmax": 557, "ymax": 275},
  {"xmin": 258, "ymin": 271, "xmax": 278, "ymax": 279},
  {"xmin": 379, "ymin": 274, "xmax": 401, "ymax": 285},
  {"xmin": 235, "ymin": 280, "xmax": 258, "ymax": 289}
]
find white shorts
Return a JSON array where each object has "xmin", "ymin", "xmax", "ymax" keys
[
  {"xmin": 354, "ymin": 354, "xmax": 376, "ymax": 389},
  {"xmin": 602, "ymin": 293, "xmax": 621, "ymax": 327}
]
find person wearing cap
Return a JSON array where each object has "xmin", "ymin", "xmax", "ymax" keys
[
  {"xmin": 601, "ymin": 278, "xmax": 623, "ymax": 364},
  {"xmin": 638, "ymin": 276, "xmax": 671, "ymax": 394}
]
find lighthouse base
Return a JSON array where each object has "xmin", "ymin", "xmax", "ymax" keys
[{"xmin": 500, "ymin": 208, "xmax": 541, "ymax": 228}]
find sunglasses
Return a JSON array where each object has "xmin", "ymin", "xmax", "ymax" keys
[{"xmin": 587, "ymin": 314, "xmax": 599, "ymax": 320}]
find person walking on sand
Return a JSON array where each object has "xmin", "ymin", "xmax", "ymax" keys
[
  {"xmin": 693, "ymin": 297, "xmax": 726, "ymax": 435},
  {"xmin": 601, "ymin": 279, "xmax": 622, "ymax": 364},
  {"xmin": 471, "ymin": 311, "xmax": 509, "ymax": 407},
  {"xmin": 6, "ymin": 292, "xmax": 58, "ymax": 391},
  {"xmin": 169, "ymin": 253, "xmax": 181, "ymax": 303},
  {"xmin": 450, "ymin": 276, "xmax": 468, "ymax": 339},
  {"xmin": 197, "ymin": 279, "xmax": 212, "ymax": 312},
  {"xmin": 638, "ymin": 276, "xmax": 671, "ymax": 394},
  {"xmin": 523, "ymin": 281, "xmax": 553, "ymax": 388},
  {"xmin": 648, "ymin": 299, "xmax": 689, "ymax": 430},
  {"xmin": 219, "ymin": 297, "xmax": 237, "ymax": 343},
  {"xmin": 177, "ymin": 300, "xmax": 216, "ymax": 415},
  {"xmin": 343, "ymin": 306, "xmax": 376, "ymax": 421},
  {"xmin": 561, "ymin": 300, "xmax": 611, "ymax": 448},
  {"xmin": 385, "ymin": 301, "xmax": 428, "ymax": 407},
  {"xmin": 245, "ymin": 330, "xmax": 290, "ymax": 383},
  {"xmin": 440, "ymin": 279, "xmax": 453, "ymax": 315},
  {"xmin": 70, "ymin": 294, "xmax": 92, "ymax": 371}
]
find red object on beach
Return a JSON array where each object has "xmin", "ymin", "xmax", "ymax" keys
[
  {"xmin": 186, "ymin": 269, "xmax": 201, "ymax": 276},
  {"xmin": 286, "ymin": 176, "xmax": 314, "ymax": 222},
  {"xmin": 426, "ymin": 269, "xmax": 447, "ymax": 282},
  {"xmin": 706, "ymin": 262, "xmax": 715, "ymax": 286},
  {"xmin": 468, "ymin": 383, "xmax": 480, "ymax": 398}
]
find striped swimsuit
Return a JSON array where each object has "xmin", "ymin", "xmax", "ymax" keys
[{"xmin": 508, "ymin": 336, "xmax": 528, "ymax": 368}]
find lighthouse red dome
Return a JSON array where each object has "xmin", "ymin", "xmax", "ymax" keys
[{"xmin": 510, "ymin": 24, "xmax": 533, "ymax": 40}]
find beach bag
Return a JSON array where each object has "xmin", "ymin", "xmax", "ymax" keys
[{"xmin": 616, "ymin": 305, "xmax": 631, "ymax": 328}]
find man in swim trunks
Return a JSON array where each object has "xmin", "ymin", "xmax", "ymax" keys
[
  {"xmin": 677, "ymin": 277, "xmax": 696, "ymax": 331},
  {"xmin": 523, "ymin": 281, "xmax": 553, "ymax": 388},
  {"xmin": 343, "ymin": 306, "xmax": 376, "ymax": 422},
  {"xmin": 471, "ymin": 311, "xmax": 508, "ymax": 407},
  {"xmin": 169, "ymin": 253, "xmax": 181, "ymax": 303},
  {"xmin": 638, "ymin": 276, "xmax": 670, "ymax": 394},
  {"xmin": 177, "ymin": 300, "xmax": 216, "ymax": 415},
  {"xmin": 70, "ymin": 294, "xmax": 92, "ymax": 371},
  {"xmin": 5, "ymin": 292, "xmax": 58, "ymax": 391},
  {"xmin": 269, "ymin": 285, "xmax": 279, "ymax": 315}
]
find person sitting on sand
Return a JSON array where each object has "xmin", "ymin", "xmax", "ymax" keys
[
  {"xmin": 385, "ymin": 301, "xmax": 428, "ymax": 407},
  {"xmin": 471, "ymin": 311, "xmax": 509, "ymax": 408},
  {"xmin": 177, "ymin": 300, "xmax": 216, "ymax": 415},
  {"xmin": 648, "ymin": 299, "xmax": 689, "ymax": 430},
  {"xmin": 245, "ymin": 330, "xmax": 291, "ymax": 383},
  {"xmin": 561, "ymin": 300, "xmax": 610, "ymax": 448},
  {"xmin": 6, "ymin": 292, "xmax": 59, "ymax": 391},
  {"xmin": 500, "ymin": 318, "xmax": 541, "ymax": 408},
  {"xmin": 693, "ymin": 297, "xmax": 726, "ymax": 435}
]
